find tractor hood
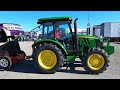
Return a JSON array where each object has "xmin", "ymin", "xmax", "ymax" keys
[{"xmin": 77, "ymin": 34, "xmax": 97, "ymax": 39}]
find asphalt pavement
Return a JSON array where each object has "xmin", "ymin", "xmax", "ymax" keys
[{"xmin": 0, "ymin": 41, "xmax": 120, "ymax": 79}]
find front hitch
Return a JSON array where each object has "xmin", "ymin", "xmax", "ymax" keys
[{"xmin": 103, "ymin": 38, "xmax": 114, "ymax": 55}]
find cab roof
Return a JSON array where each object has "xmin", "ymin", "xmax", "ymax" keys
[{"xmin": 37, "ymin": 16, "xmax": 72, "ymax": 24}]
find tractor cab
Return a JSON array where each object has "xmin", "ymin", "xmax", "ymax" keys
[{"xmin": 32, "ymin": 17, "xmax": 76, "ymax": 55}]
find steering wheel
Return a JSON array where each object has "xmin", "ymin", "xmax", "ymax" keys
[{"xmin": 58, "ymin": 35, "xmax": 71, "ymax": 45}]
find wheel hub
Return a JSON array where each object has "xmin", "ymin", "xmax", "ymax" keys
[
  {"xmin": 88, "ymin": 54, "xmax": 105, "ymax": 70},
  {"xmin": 92, "ymin": 59, "xmax": 99, "ymax": 65},
  {"xmin": 0, "ymin": 59, "xmax": 9, "ymax": 68},
  {"xmin": 38, "ymin": 50, "xmax": 57, "ymax": 69}
]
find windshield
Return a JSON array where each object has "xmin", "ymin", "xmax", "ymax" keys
[
  {"xmin": 31, "ymin": 21, "xmax": 72, "ymax": 39},
  {"xmin": 43, "ymin": 22, "xmax": 53, "ymax": 38},
  {"xmin": 42, "ymin": 21, "xmax": 72, "ymax": 39}
]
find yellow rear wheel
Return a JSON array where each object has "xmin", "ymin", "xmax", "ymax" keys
[
  {"xmin": 38, "ymin": 50, "xmax": 57, "ymax": 70},
  {"xmin": 33, "ymin": 43, "xmax": 65, "ymax": 74}
]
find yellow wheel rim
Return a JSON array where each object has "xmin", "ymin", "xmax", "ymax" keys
[
  {"xmin": 38, "ymin": 50, "xmax": 57, "ymax": 69},
  {"xmin": 87, "ymin": 54, "xmax": 105, "ymax": 70}
]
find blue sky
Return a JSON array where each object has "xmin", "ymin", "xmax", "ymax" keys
[{"xmin": 0, "ymin": 11, "xmax": 120, "ymax": 32}]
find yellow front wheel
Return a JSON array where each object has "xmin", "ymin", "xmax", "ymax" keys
[
  {"xmin": 83, "ymin": 48, "xmax": 109, "ymax": 74},
  {"xmin": 87, "ymin": 54, "xmax": 105, "ymax": 71}
]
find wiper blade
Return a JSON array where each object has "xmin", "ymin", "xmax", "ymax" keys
[{"xmin": 30, "ymin": 25, "xmax": 42, "ymax": 32}]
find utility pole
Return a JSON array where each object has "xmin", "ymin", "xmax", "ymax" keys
[{"xmin": 87, "ymin": 11, "xmax": 91, "ymax": 35}]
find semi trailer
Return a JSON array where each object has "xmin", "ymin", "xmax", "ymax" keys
[{"xmin": 92, "ymin": 22, "xmax": 120, "ymax": 42}]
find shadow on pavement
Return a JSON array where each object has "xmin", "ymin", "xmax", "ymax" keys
[
  {"xmin": 114, "ymin": 42, "xmax": 120, "ymax": 44},
  {"xmin": 7, "ymin": 60, "xmax": 89, "ymax": 75},
  {"xmin": 58, "ymin": 68, "xmax": 89, "ymax": 74},
  {"xmin": 8, "ymin": 60, "xmax": 40, "ymax": 74}
]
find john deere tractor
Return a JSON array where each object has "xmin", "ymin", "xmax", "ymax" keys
[{"xmin": 31, "ymin": 16, "xmax": 114, "ymax": 74}]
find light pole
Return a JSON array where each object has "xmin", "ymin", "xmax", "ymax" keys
[{"xmin": 87, "ymin": 11, "xmax": 91, "ymax": 35}]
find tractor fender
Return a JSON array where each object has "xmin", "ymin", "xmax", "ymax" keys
[{"xmin": 32, "ymin": 39, "xmax": 68, "ymax": 56}]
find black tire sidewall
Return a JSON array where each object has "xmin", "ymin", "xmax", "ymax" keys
[
  {"xmin": 84, "ymin": 50, "xmax": 108, "ymax": 74},
  {"xmin": 34, "ymin": 44, "xmax": 62, "ymax": 73}
]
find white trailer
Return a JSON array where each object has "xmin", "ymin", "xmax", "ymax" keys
[
  {"xmin": 101, "ymin": 22, "xmax": 120, "ymax": 42},
  {"xmin": 91, "ymin": 22, "xmax": 120, "ymax": 42}
]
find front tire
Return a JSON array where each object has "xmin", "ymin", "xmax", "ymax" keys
[
  {"xmin": 33, "ymin": 43, "xmax": 65, "ymax": 74},
  {"xmin": 83, "ymin": 48, "xmax": 109, "ymax": 74}
]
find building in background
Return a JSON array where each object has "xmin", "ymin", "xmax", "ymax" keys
[
  {"xmin": 72, "ymin": 28, "xmax": 87, "ymax": 35},
  {"xmin": 77, "ymin": 28, "xmax": 87, "ymax": 35},
  {"xmin": 91, "ymin": 22, "xmax": 120, "ymax": 42}
]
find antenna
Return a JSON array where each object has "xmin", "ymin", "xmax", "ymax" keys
[{"xmin": 87, "ymin": 11, "xmax": 90, "ymax": 28}]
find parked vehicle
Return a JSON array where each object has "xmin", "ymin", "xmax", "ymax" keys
[
  {"xmin": 0, "ymin": 23, "xmax": 25, "ymax": 42},
  {"xmin": 0, "ymin": 41, "xmax": 26, "ymax": 70},
  {"xmin": 92, "ymin": 22, "xmax": 120, "ymax": 42}
]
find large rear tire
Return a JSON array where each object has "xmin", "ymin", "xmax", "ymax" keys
[
  {"xmin": 83, "ymin": 48, "xmax": 109, "ymax": 74},
  {"xmin": 33, "ymin": 43, "xmax": 65, "ymax": 74}
]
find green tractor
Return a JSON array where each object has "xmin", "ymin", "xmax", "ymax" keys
[{"xmin": 31, "ymin": 16, "xmax": 114, "ymax": 74}]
